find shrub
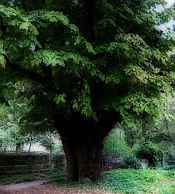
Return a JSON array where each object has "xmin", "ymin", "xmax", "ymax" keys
[
  {"xmin": 162, "ymin": 165, "xmax": 175, "ymax": 170},
  {"xmin": 53, "ymin": 142, "xmax": 63, "ymax": 155},
  {"xmin": 119, "ymin": 156, "xmax": 142, "ymax": 169},
  {"xmin": 103, "ymin": 129, "xmax": 134, "ymax": 158},
  {"xmin": 136, "ymin": 141, "xmax": 163, "ymax": 167}
]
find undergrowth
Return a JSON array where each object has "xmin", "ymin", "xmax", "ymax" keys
[
  {"xmin": 48, "ymin": 168, "xmax": 175, "ymax": 194},
  {"xmin": 0, "ymin": 173, "xmax": 47, "ymax": 185}
]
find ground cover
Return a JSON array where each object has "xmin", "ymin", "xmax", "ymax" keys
[
  {"xmin": 1, "ymin": 169, "xmax": 175, "ymax": 193},
  {"xmin": 0, "ymin": 173, "xmax": 47, "ymax": 185},
  {"xmin": 48, "ymin": 169, "xmax": 175, "ymax": 194}
]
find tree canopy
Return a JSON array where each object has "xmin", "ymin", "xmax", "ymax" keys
[{"xmin": 0, "ymin": 0, "xmax": 175, "ymax": 181}]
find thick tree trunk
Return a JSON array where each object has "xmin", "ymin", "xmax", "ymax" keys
[
  {"xmin": 62, "ymin": 136, "xmax": 104, "ymax": 182},
  {"xmin": 54, "ymin": 111, "xmax": 118, "ymax": 182}
]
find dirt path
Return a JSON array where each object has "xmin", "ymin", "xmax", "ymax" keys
[
  {"xmin": 0, "ymin": 181, "xmax": 113, "ymax": 194},
  {"xmin": 0, "ymin": 180, "xmax": 48, "ymax": 191}
]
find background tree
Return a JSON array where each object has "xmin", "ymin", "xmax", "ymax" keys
[
  {"xmin": 0, "ymin": 86, "xmax": 31, "ymax": 153},
  {"xmin": 0, "ymin": 0, "xmax": 175, "ymax": 181},
  {"xmin": 0, "ymin": 83, "xmax": 61, "ymax": 154}
]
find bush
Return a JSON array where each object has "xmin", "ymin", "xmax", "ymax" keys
[
  {"xmin": 136, "ymin": 141, "xmax": 163, "ymax": 167},
  {"xmin": 53, "ymin": 142, "xmax": 63, "ymax": 155},
  {"xmin": 119, "ymin": 156, "xmax": 142, "ymax": 169},
  {"xmin": 162, "ymin": 165, "xmax": 175, "ymax": 170},
  {"xmin": 103, "ymin": 129, "xmax": 134, "ymax": 158}
]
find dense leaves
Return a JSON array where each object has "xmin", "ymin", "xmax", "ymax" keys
[{"xmin": 0, "ymin": 0, "xmax": 175, "ymax": 127}]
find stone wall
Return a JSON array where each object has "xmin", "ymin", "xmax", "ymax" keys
[
  {"xmin": 0, "ymin": 154, "xmax": 123, "ymax": 174},
  {"xmin": 103, "ymin": 156, "xmax": 121, "ymax": 170},
  {"xmin": 0, "ymin": 154, "xmax": 66, "ymax": 174}
]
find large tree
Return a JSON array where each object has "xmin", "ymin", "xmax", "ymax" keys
[{"xmin": 0, "ymin": 0, "xmax": 175, "ymax": 181}]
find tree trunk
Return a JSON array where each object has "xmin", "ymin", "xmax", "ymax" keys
[
  {"xmin": 16, "ymin": 143, "xmax": 21, "ymax": 154},
  {"xmin": 62, "ymin": 136, "xmax": 104, "ymax": 182},
  {"xmin": 54, "ymin": 111, "xmax": 118, "ymax": 182},
  {"xmin": 28, "ymin": 137, "xmax": 32, "ymax": 153},
  {"xmin": 142, "ymin": 122, "xmax": 146, "ymax": 135},
  {"xmin": 50, "ymin": 147, "xmax": 53, "ymax": 156},
  {"xmin": 0, "ymin": 139, "xmax": 3, "ymax": 153},
  {"xmin": 161, "ymin": 156, "xmax": 164, "ymax": 167}
]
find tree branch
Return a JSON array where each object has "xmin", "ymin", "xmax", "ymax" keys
[
  {"xmin": 5, "ymin": 56, "xmax": 56, "ymax": 91},
  {"xmin": 86, "ymin": 0, "xmax": 97, "ymax": 41}
]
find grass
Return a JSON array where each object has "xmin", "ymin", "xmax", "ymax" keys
[{"xmin": 48, "ymin": 168, "xmax": 175, "ymax": 194}]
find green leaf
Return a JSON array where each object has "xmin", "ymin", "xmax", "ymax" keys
[
  {"xmin": 54, "ymin": 94, "xmax": 66, "ymax": 104},
  {"xmin": 0, "ymin": 55, "xmax": 6, "ymax": 68},
  {"xmin": 19, "ymin": 22, "xmax": 30, "ymax": 30},
  {"xmin": 49, "ymin": 17, "xmax": 58, "ymax": 22}
]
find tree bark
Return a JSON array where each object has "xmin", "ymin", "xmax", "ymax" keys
[
  {"xmin": 62, "ymin": 136, "xmax": 104, "ymax": 182},
  {"xmin": 62, "ymin": 137, "xmax": 79, "ymax": 181},
  {"xmin": 161, "ymin": 156, "xmax": 164, "ymax": 167},
  {"xmin": 142, "ymin": 122, "xmax": 146, "ymax": 135},
  {"xmin": 86, "ymin": 0, "xmax": 97, "ymax": 41},
  {"xmin": 16, "ymin": 143, "xmax": 21, "ymax": 154},
  {"xmin": 0, "ymin": 139, "xmax": 3, "ymax": 152}
]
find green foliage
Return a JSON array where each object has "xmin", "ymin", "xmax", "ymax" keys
[
  {"xmin": 47, "ymin": 168, "xmax": 175, "ymax": 194},
  {"xmin": 162, "ymin": 165, "xmax": 175, "ymax": 170},
  {"xmin": 103, "ymin": 128, "xmax": 134, "ymax": 158},
  {"xmin": 119, "ymin": 157, "xmax": 142, "ymax": 170},
  {"xmin": 47, "ymin": 169, "xmax": 65, "ymax": 183},
  {"xmin": 136, "ymin": 141, "xmax": 163, "ymax": 167},
  {"xmin": 0, "ymin": 173, "xmax": 44, "ymax": 185},
  {"xmin": 101, "ymin": 169, "xmax": 175, "ymax": 194},
  {"xmin": 38, "ymin": 133, "xmax": 63, "ymax": 155},
  {"xmin": 0, "ymin": 0, "xmax": 174, "ymax": 128},
  {"xmin": 150, "ymin": 98, "xmax": 175, "ymax": 159},
  {"xmin": 53, "ymin": 142, "xmax": 63, "ymax": 155},
  {"xmin": 0, "ymin": 99, "xmax": 30, "ymax": 150},
  {"xmin": 103, "ymin": 128, "xmax": 142, "ymax": 169}
]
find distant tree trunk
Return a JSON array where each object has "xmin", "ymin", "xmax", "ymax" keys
[
  {"xmin": 28, "ymin": 142, "xmax": 32, "ymax": 153},
  {"xmin": 161, "ymin": 156, "xmax": 164, "ymax": 167},
  {"xmin": 50, "ymin": 147, "xmax": 53, "ymax": 156},
  {"xmin": 49, "ymin": 135, "xmax": 53, "ymax": 156},
  {"xmin": 16, "ymin": 143, "xmax": 21, "ymax": 154},
  {"xmin": 0, "ymin": 139, "xmax": 3, "ymax": 152},
  {"xmin": 142, "ymin": 122, "xmax": 146, "ymax": 135},
  {"xmin": 49, "ymin": 146, "xmax": 54, "ymax": 170},
  {"xmin": 28, "ymin": 137, "xmax": 32, "ymax": 153}
]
